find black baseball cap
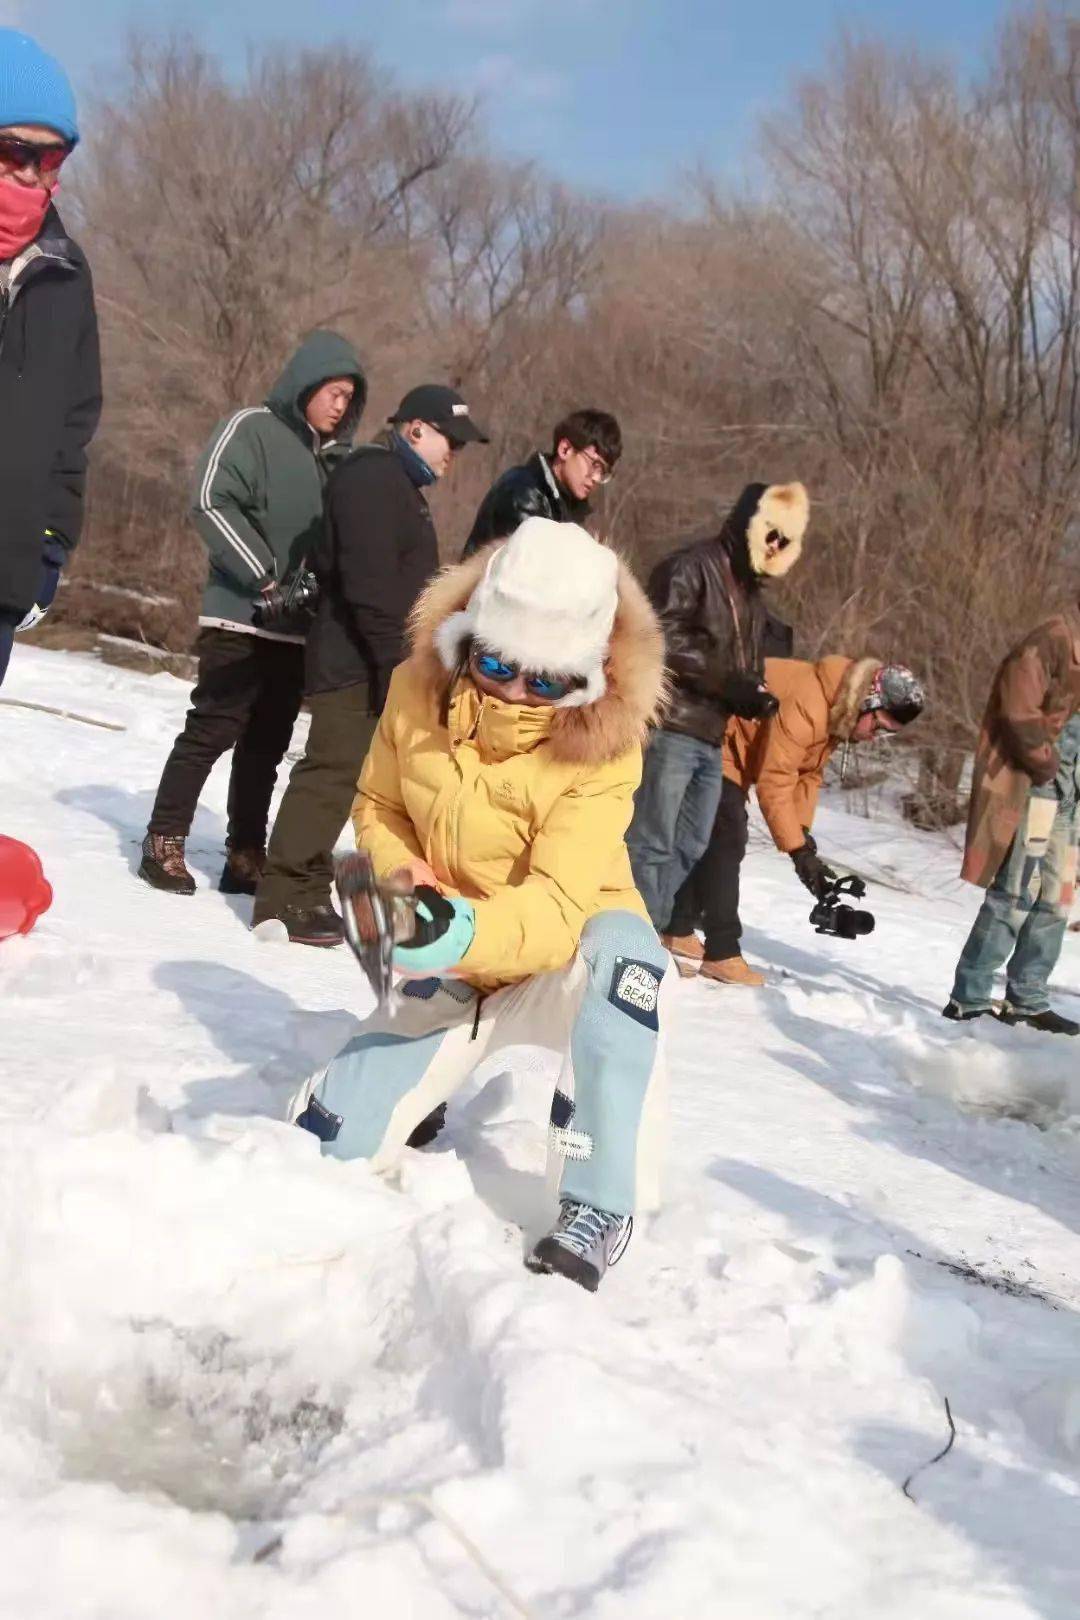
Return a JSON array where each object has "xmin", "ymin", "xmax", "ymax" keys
[{"xmin": 389, "ymin": 383, "xmax": 489, "ymax": 446}]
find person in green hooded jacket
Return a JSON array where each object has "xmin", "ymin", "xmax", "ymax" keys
[{"xmin": 139, "ymin": 330, "xmax": 366, "ymax": 897}]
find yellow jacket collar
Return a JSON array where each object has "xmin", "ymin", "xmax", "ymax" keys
[{"xmin": 449, "ymin": 680, "xmax": 555, "ymax": 761}]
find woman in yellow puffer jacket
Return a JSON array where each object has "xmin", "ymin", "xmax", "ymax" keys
[{"xmin": 293, "ymin": 516, "xmax": 671, "ymax": 1292}]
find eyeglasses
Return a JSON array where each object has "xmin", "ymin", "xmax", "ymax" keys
[
  {"xmin": 764, "ymin": 528, "xmax": 793, "ymax": 552},
  {"xmin": 473, "ymin": 650, "xmax": 584, "ymax": 702},
  {"xmin": 0, "ymin": 134, "xmax": 71, "ymax": 177},
  {"xmin": 576, "ymin": 447, "xmax": 613, "ymax": 486}
]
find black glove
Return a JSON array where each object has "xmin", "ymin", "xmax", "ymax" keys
[
  {"xmin": 720, "ymin": 672, "xmax": 780, "ymax": 721},
  {"xmin": 393, "ymin": 886, "xmax": 477, "ymax": 973},
  {"xmin": 408, "ymin": 885, "xmax": 457, "ymax": 947},
  {"xmin": 790, "ymin": 843, "xmax": 837, "ymax": 900}
]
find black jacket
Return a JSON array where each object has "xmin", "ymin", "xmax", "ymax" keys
[
  {"xmin": 648, "ymin": 485, "xmax": 774, "ymax": 747},
  {"xmin": 0, "ymin": 209, "xmax": 102, "ymax": 615},
  {"xmin": 305, "ymin": 441, "xmax": 439, "ymax": 707},
  {"xmin": 462, "ymin": 451, "xmax": 589, "ymax": 558}
]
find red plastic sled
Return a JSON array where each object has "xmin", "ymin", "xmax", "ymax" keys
[{"xmin": 0, "ymin": 834, "xmax": 53, "ymax": 939}]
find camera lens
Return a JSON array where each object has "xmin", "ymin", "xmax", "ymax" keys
[{"xmin": 836, "ymin": 906, "xmax": 875, "ymax": 938}]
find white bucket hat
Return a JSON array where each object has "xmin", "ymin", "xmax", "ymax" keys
[{"xmin": 434, "ymin": 517, "xmax": 619, "ymax": 707}]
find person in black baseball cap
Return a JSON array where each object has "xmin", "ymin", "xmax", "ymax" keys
[
  {"xmin": 253, "ymin": 382, "xmax": 486, "ymax": 945},
  {"xmin": 389, "ymin": 383, "xmax": 489, "ymax": 467}
]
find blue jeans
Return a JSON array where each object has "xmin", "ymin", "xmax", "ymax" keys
[
  {"xmin": 951, "ymin": 789, "xmax": 1079, "ymax": 1014},
  {"xmin": 292, "ymin": 910, "xmax": 672, "ymax": 1216},
  {"xmin": 626, "ymin": 728, "xmax": 726, "ymax": 930}
]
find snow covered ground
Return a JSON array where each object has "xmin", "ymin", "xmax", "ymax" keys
[{"xmin": 2, "ymin": 644, "xmax": 1080, "ymax": 1620}]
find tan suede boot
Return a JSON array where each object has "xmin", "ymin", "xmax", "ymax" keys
[
  {"xmin": 660, "ymin": 932, "xmax": 704, "ymax": 978},
  {"xmin": 700, "ymin": 955, "xmax": 765, "ymax": 988}
]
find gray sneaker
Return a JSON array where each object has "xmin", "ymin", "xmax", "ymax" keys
[{"xmin": 528, "ymin": 1199, "xmax": 633, "ymax": 1293}]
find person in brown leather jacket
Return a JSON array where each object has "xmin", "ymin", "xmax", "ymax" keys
[{"xmin": 626, "ymin": 481, "xmax": 809, "ymax": 942}]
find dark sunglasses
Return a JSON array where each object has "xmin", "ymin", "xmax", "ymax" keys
[
  {"xmin": 0, "ymin": 134, "xmax": 71, "ymax": 176},
  {"xmin": 864, "ymin": 698, "xmax": 921, "ymax": 728},
  {"xmin": 473, "ymin": 650, "xmax": 584, "ymax": 702},
  {"xmin": 765, "ymin": 528, "xmax": 792, "ymax": 551}
]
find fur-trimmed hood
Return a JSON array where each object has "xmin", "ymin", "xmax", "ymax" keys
[
  {"xmin": 724, "ymin": 481, "xmax": 809, "ymax": 583},
  {"xmin": 407, "ymin": 543, "xmax": 668, "ymax": 766},
  {"xmin": 827, "ymin": 656, "xmax": 881, "ymax": 740}
]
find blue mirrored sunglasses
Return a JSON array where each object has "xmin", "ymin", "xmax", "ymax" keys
[{"xmin": 473, "ymin": 651, "xmax": 582, "ymax": 701}]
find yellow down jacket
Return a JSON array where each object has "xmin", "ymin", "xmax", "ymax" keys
[{"xmin": 352, "ymin": 545, "xmax": 668, "ymax": 990}]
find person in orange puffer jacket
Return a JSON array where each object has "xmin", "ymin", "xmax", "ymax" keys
[{"xmin": 664, "ymin": 656, "xmax": 924, "ymax": 982}]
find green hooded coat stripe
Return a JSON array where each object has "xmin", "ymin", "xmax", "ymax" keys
[{"xmin": 196, "ymin": 407, "xmax": 274, "ymax": 582}]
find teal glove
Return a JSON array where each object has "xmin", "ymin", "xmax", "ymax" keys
[{"xmin": 393, "ymin": 887, "xmax": 476, "ymax": 975}]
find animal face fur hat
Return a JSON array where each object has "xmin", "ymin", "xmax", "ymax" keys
[
  {"xmin": 746, "ymin": 482, "xmax": 810, "ymax": 578},
  {"xmin": 433, "ymin": 516, "xmax": 619, "ymax": 707}
]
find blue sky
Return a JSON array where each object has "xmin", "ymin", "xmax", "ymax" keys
[{"xmin": 23, "ymin": 0, "xmax": 1015, "ymax": 198}]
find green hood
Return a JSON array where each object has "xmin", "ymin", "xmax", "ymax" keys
[{"xmin": 266, "ymin": 330, "xmax": 367, "ymax": 444}]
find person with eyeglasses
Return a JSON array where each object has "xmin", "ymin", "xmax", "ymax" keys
[
  {"xmin": 252, "ymin": 384, "xmax": 488, "ymax": 946},
  {"xmin": 289, "ymin": 516, "xmax": 672, "ymax": 1292},
  {"xmin": 665, "ymin": 658, "xmax": 925, "ymax": 983},
  {"xmin": 626, "ymin": 482, "xmax": 809, "ymax": 964},
  {"xmin": 944, "ymin": 606, "xmax": 1080, "ymax": 1036},
  {"xmin": 0, "ymin": 29, "xmax": 100, "ymax": 686},
  {"xmin": 461, "ymin": 408, "xmax": 621, "ymax": 558}
]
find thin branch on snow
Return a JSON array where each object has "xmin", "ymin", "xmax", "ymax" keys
[{"xmin": 902, "ymin": 1397, "xmax": 957, "ymax": 1502}]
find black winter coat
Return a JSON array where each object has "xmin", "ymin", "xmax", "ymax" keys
[
  {"xmin": 462, "ymin": 451, "xmax": 588, "ymax": 558},
  {"xmin": 305, "ymin": 441, "xmax": 439, "ymax": 708},
  {"xmin": 0, "ymin": 210, "xmax": 102, "ymax": 615},
  {"xmin": 648, "ymin": 486, "xmax": 773, "ymax": 747}
]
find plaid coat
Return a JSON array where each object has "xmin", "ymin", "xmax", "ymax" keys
[{"xmin": 961, "ymin": 607, "xmax": 1080, "ymax": 887}]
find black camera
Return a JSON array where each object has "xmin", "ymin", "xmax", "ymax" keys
[
  {"xmin": 810, "ymin": 874, "xmax": 875, "ymax": 940},
  {"xmin": 253, "ymin": 568, "xmax": 320, "ymax": 634}
]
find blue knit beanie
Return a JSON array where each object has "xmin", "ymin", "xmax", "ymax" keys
[{"xmin": 0, "ymin": 29, "xmax": 78, "ymax": 146}]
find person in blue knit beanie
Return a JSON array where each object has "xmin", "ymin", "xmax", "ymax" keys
[{"xmin": 0, "ymin": 28, "xmax": 100, "ymax": 687}]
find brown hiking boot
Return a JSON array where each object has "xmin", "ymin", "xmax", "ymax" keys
[
  {"xmin": 220, "ymin": 845, "xmax": 267, "ymax": 896},
  {"xmin": 138, "ymin": 833, "xmax": 196, "ymax": 896},
  {"xmin": 700, "ymin": 955, "xmax": 765, "ymax": 988},
  {"xmin": 258, "ymin": 904, "xmax": 344, "ymax": 948},
  {"xmin": 661, "ymin": 932, "xmax": 704, "ymax": 978}
]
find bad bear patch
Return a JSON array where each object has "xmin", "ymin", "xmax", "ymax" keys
[
  {"xmin": 608, "ymin": 957, "xmax": 661, "ymax": 1031},
  {"xmin": 548, "ymin": 1088, "xmax": 593, "ymax": 1161}
]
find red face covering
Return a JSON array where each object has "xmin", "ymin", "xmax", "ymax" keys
[{"xmin": 0, "ymin": 176, "xmax": 52, "ymax": 261}]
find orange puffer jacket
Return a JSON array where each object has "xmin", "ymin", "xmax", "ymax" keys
[{"xmin": 723, "ymin": 656, "xmax": 879, "ymax": 851}]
